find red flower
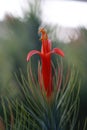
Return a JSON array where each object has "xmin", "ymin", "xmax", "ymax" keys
[{"xmin": 27, "ymin": 28, "xmax": 64, "ymax": 97}]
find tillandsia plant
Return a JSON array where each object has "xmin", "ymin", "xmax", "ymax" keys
[
  {"xmin": 23, "ymin": 28, "xmax": 79, "ymax": 129},
  {"xmin": 27, "ymin": 28, "xmax": 64, "ymax": 98},
  {"xmin": 1, "ymin": 28, "xmax": 87, "ymax": 130}
]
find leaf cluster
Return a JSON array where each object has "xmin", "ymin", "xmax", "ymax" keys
[{"xmin": 0, "ymin": 60, "xmax": 85, "ymax": 130}]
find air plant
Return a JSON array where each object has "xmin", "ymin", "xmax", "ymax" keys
[{"xmin": 1, "ymin": 28, "xmax": 87, "ymax": 130}]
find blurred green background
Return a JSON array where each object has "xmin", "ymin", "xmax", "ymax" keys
[{"xmin": 0, "ymin": 0, "xmax": 87, "ymax": 122}]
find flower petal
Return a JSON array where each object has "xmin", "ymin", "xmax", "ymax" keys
[
  {"xmin": 27, "ymin": 50, "xmax": 41, "ymax": 62},
  {"xmin": 47, "ymin": 48, "xmax": 64, "ymax": 57}
]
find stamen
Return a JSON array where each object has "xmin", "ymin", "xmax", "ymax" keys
[{"xmin": 38, "ymin": 28, "xmax": 48, "ymax": 40}]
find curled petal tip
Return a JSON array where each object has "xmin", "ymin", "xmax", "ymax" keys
[
  {"xmin": 26, "ymin": 50, "xmax": 41, "ymax": 62},
  {"xmin": 26, "ymin": 57, "xmax": 29, "ymax": 62},
  {"xmin": 61, "ymin": 52, "xmax": 64, "ymax": 57},
  {"xmin": 26, "ymin": 54, "xmax": 30, "ymax": 62},
  {"xmin": 47, "ymin": 48, "xmax": 64, "ymax": 57},
  {"xmin": 53, "ymin": 48, "xmax": 64, "ymax": 57},
  {"xmin": 61, "ymin": 50, "xmax": 64, "ymax": 57}
]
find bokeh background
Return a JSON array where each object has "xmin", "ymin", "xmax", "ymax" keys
[{"xmin": 0, "ymin": 0, "xmax": 87, "ymax": 124}]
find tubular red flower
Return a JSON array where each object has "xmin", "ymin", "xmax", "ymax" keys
[{"xmin": 27, "ymin": 28, "xmax": 64, "ymax": 98}]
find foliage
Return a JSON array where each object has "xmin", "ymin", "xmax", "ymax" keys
[
  {"xmin": 62, "ymin": 28, "xmax": 87, "ymax": 119},
  {"xmin": 0, "ymin": 60, "xmax": 83, "ymax": 130}
]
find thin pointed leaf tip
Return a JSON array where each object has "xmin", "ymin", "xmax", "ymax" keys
[{"xmin": 27, "ymin": 28, "xmax": 64, "ymax": 98}]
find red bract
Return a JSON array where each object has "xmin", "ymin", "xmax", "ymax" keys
[{"xmin": 27, "ymin": 28, "xmax": 64, "ymax": 98}]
